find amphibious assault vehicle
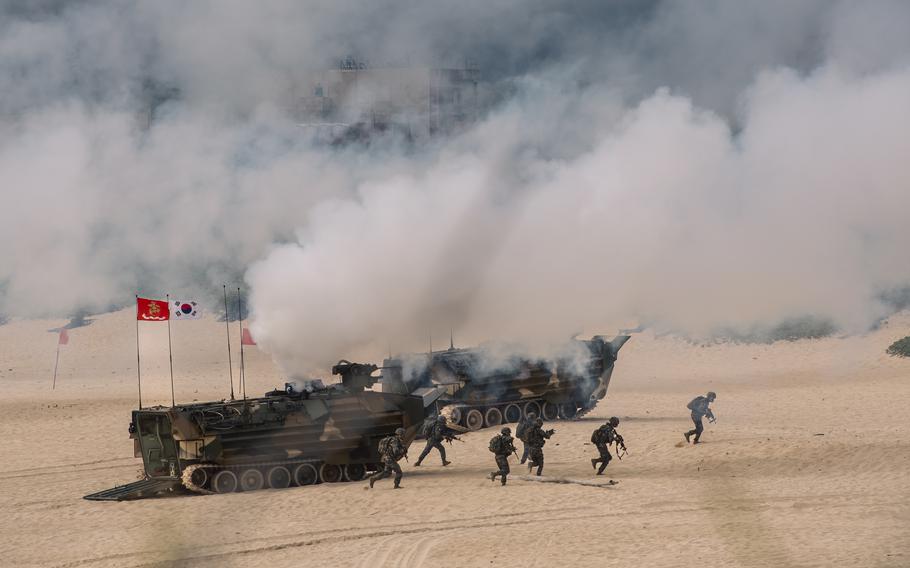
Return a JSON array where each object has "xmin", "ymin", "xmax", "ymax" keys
[
  {"xmin": 380, "ymin": 335, "xmax": 630, "ymax": 431},
  {"xmin": 84, "ymin": 361, "xmax": 429, "ymax": 501}
]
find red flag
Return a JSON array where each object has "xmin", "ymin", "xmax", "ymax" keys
[
  {"xmin": 241, "ymin": 328, "xmax": 256, "ymax": 346},
  {"xmin": 58, "ymin": 329, "xmax": 69, "ymax": 345},
  {"xmin": 137, "ymin": 297, "xmax": 169, "ymax": 321}
]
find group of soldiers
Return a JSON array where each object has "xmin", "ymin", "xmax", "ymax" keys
[{"xmin": 368, "ymin": 391, "xmax": 717, "ymax": 489}]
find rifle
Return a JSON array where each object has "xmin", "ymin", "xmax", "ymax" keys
[
  {"xmin": 445, "ymin": 435, "xmax": 464, "ymax": 444},
  {"xmin": 707, "ymin": 411, "xmax": 717, "ymax": 424},
  {"xmin": 614, "ymin": 434, "xmax": 627, "ymax": 460}
]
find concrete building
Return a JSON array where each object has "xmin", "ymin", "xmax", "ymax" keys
[{"xmin": 294, "ymin": 57, "xmax": 480, "ymax": 142}]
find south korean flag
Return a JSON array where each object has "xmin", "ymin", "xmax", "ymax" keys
[{"xmin": 171, "ymin": 300, "xmax": 201, "ymax": 320}]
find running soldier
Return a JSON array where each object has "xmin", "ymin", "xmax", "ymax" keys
[
  {"xmin": 590, "ymin": 417, "xmax": 624, "ymax": 475},
  {"xmin": 684, "ymin": 391, "xmax": 717, "ymax": 444},
  {"xmin": 489, "ymin": 427, "xmax": 517, "ymax": 486},
  {"xmin": 525, "ymin": 418, "xmax": 554, "ymax": 476},
  {"xmin": 516, "ymin": 411, "xmax": 537, "ymax": 464},
  {"xmin": 415, "ymin": 415, "xmax": 453, "ymax": 466},
  {"xmin": 368, "ymin": 428, "xmax": 408, "ymax": 489}
]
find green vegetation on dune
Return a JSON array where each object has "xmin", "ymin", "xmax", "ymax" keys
[{"xmin": 886, "ymin": 336, "xmax": 910, "ymax": 358}]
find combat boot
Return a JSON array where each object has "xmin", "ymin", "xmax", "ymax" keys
[
  {"xmin": 684, "ymin": 432, "xmax": 691, "ymax": 444},
  {"xmin": 442, "ymin": 460, "xmax": 451, "ymax": 466},
  {"xmin": 591, "ymin": 458, "xmax": 598, "ymax": 470}
]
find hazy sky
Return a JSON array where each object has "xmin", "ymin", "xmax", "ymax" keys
[{"xmin": 2, "ymin": 1, "xmax": 909, "ymax": 372}]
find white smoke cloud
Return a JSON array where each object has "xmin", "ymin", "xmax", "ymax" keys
[
  {"xmin": 1, "ymin": 1, "xmax": 909, "ymax": 375},
  {"xmin": 249, "ymin": 65, "xmax": 910, "ymax": 373}
]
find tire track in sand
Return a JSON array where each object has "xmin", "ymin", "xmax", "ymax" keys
[{"xmin": 60, "ymin": 508, "xmax": 601, "ymax": 568}]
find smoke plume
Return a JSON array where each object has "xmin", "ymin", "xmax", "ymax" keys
[{"xmin": 2, "ymin": 1, "xmax": 910, "ymax": 374}]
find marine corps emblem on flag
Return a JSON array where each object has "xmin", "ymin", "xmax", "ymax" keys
[
  {"xmin": 137, "ymin": 297, "xmax": 170, "ymax": 321},
  {"xmin": 172, "ymin": 300, "xmax": 201, "ymax": 320}
]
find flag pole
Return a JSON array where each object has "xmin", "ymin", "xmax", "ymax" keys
[
  {"xmin": 52, "ymin": 338, "xmax": 61, "ymax": 390},
  {"xmin": 166, "ymin": 294, "xmax": 176, "ymax": 407},
  {"xmin": 237, "ymin": 287, "xmax": 246, "ymax": 401},
  {"xmin": 135, "ymin": 295, "xmax": 143, "ymax": 409},
  {"xmin": 223, "ymin": 284, "xmax": 235, "ymax": 401}
]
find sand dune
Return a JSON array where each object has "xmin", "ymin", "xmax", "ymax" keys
[{"xmin": 1, "ymin": 309, "xmax": 908, "ymax": 567}]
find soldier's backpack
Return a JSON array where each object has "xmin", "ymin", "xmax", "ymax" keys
[
  {"xmin": 489, "ymin": 435, "xmax": 503, "ymax": 454},
  {"xmin": 591, "ymin": 426, "xmax": 612, "ymax": 445},
  {"xmin": 515, "ymin": 418, "xmax": 529, "ymax": 441},
  {"xmin": 421, "ymin": 418, "xmax": 436, "ymax": 437},
  {"xmin": 687, "ymin": 397, "xmax": 703, "ymax": 412},
  {"xmin": 378, "ymin": 436, "xmax": 393, "ymax": 456}
]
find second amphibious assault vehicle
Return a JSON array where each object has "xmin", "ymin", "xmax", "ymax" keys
[
  {"xmin": 381, "ymin": 335, "xmax": 631, "ymax": 430},
  {"xmin": 85, "ymin": 361, "xmax": 429, "ymax": 500}
]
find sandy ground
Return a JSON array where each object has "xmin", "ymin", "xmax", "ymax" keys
[{"xmin": 1, "ymin": 309, "xmax": 909, "ymax": 567}]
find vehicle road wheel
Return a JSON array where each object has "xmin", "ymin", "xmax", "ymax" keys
[
  {"xmin": 559, "ymin": 403, "xmax": 578, "ymax": 419},
  {"xmin": 293, "ymin": 463, "xmax": 318, "ymax": 486},
  {"xmin": 541, "ymin": 401, "xmax": 559, "ymax": 421},
  {"xmin": 447, "ymin": 405, "xmax": 464, "ymax": 426},
  {"xmin": 503, "ymin": 404, "xmax": 522, "ymax": 423},
  {"xmin": 320, "ymin": 463, "xmax": 344, "ymax": 483},
  {"xmin": 189, "ymin": 467, "xmax": 209, "ymax": 488},
  {"xmin": 522, "ymin": 401, "xmax": 541, "ymax": 420},
  {"xmin": 484, "ymin": 407, "xmax": 503, "ymax": 428},
  {"xmin": 212, "ymin": 470, "xmax": 238, "ymax": 494},
  {"xmin": 267, "ymin": 466, "xmax": 291, "ymax": 489},
  {"xmin": 239, "ymin": 469, "xmax": 264, "ymax": 492},
  {"xmin": 343, "ymin": 463, "xmax": 367, "ymax": 482},
  {"xmin": 465, "ymin": 409, "xmax": 484, "ymax": 431}
]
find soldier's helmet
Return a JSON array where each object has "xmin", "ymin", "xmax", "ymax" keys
[
  {"xmin": 706, "ymin": 391, "xmax": 717, "ymax": 401},
  {"xmin": 437, "ymin": 415, "xmax": 447, "ymax": 423},
  {"xmin": 395, "ymin": 428, "xmax": 406, "ymax": 437},
  {"xmin": 527, "ymin": 412, "xmax": 537, "ymax": 420},
  {"xmin": 501, "ymin": 427, "xmax": 511, "ymax": 435},
  {"xmin": 609, "ymin": 416, "xmax": 620, "ymax": 427},
  {"xmin": 535, "ymin": 417, "xmax": 543, "ymax": 426}
]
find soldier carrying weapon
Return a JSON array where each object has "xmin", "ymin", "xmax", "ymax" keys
[
  {"xmin": 415, "ymin": 415, "xmax": 453, "ymax": 466},
  {"xmin": 590, "ymin": 416, "xmax": 624, "ymax": 475},
  {"xmin": 516, "ymin": 411, "xmax": 536, "ymax": 464},
  {"xmin": 369, "ymin": 428, "xmax": 408, "ymax": 489},
  {"xmin": 684, "ymin": 391, "xmax": 717, "ymax": 444},
  {"xmin": 489, "ymin": 427, "xmax": 517, "ymax": 486},
  {"xmin": 525, "ymin": 417, "xmax": 554, "ymax": 476}
]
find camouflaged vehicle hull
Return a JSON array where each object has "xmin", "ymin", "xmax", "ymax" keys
[
  {"xmin": 382, "ymin": 336, "xmax": 630, "ymax": 431},
  {"xmin": 85, "ymin": 369, "xmax": 425, "ymax": 500}
]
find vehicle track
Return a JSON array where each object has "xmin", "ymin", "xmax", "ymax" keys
[
  {"xmin": 0, "ymin": 457, "xmax": 134, "ymax": 477},
  {"xmin": 131, "ymin": 513, "xmax": 605, "ymax": 568},
  {"xmin": 397, "ymin": 533, "xmax": 436, "ymax": 568},
  {"xmin": 55, "ymin": 505, "xmax": 593, "ymax": 568},
  {"xmin": 0, "ymin": 463, "xmax": 136, "ymax": 481}
]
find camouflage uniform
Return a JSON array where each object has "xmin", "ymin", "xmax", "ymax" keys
[
  {"xmin": 525, "ymin": 418, "xmax": 553, "ymax": 476},
  {"xmin": 591, "ymin": 417, "xmax": 620, "ymax": 475},
  {"xmin": 369, "ymin": 429, "xmax": 407, "ymax": 488},
  {"xmin": 489, "ymin": 427, "xmax": 517, "ymax": 486},
  {"xmin": 685, "ymin": 392, "xmax": 716, "ymax": 444},
  {"xmin": 516, "ymin": 412, "xmax": 537, "ymax": 464},
  {"xmin": 415, "ymin": 416, "xmax": 451, "ymax": 466}
]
